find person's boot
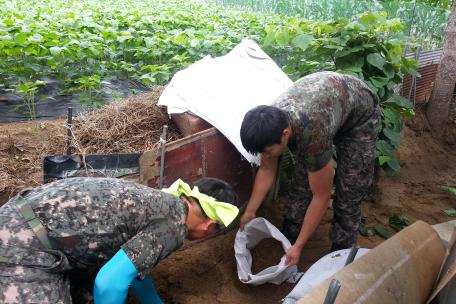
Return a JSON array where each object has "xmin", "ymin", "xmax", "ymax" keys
[{"xmin": 281, "ymin": 219, "xmax": 301, "ymax": 244}]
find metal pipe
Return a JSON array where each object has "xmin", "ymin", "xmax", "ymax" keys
[
  {"xmin": 66, "ymin": 107, "xmax": 73, "ymax": 156},
  {"xmin": 344, "ymin": 246, "xmax": 360, "ymax": 266},
  {"xmin": 159, "ymin": 125, "xmax": 168, "ymax": 189},
  {"xmin": 323, "ymin": 279, "xmax": 341, "ymax": 304},
  {"xmin": 408, "ymin": 46, "xmax": 421, "ymax": 107}
]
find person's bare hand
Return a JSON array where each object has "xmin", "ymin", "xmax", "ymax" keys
[
  {"xmin": 239, "ymin": 211, "xmax": 256, "ymax": 231},
  {"xmin": 285, "ymin": 244, "xmax": 302, "ymax": 266}
]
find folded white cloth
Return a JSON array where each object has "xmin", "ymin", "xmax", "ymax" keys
[{"xmin": 158, "ymin": 38, "xmax": 293, "ymax": 165}]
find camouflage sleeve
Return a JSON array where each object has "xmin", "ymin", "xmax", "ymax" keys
[
  {"xmin": 121, "ymin": 220, "xmax": 184, "ymax": 279},
  {"xmin": 300, "ymin": 118, "xmax": 333, "ymax": 172},
  {"xmin": 303, "ymin": 148, "xmax": 333, "ymax": 172}
]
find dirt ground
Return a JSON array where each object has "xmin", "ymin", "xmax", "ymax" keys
[
  {"xmin": 152, "ymin": 111, "xmax": 456, "ymax": 304},
  {"xmin": 0, "ymin": 108, "xmax": 455, "ymax": 303}
]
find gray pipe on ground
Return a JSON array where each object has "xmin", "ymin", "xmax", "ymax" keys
[{"xmin": 297, "ymin": 221, "xmax": 445, "ymax": 304}]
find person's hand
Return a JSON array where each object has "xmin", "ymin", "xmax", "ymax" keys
[
  {"xmin": 239, "ymin": 211, "xmax": 256, "ymax": 230},
  {"xmin": 285, "ymin": 244, "xmax": 302, "ymax": 266}
]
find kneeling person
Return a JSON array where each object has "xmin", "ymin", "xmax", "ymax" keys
[{"xmin": 0, "ymin": 176, "xmax": 240, "ymax": 303}]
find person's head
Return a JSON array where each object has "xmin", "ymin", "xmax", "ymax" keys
[
  {"xmin": 184, "ymin": 177, "xmax": 239, "ymax": 240},
  {"xmin": 240, "ymin": 105, "xmax": 291, "ymax": 158}
]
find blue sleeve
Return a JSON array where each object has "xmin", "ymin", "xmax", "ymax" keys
[
  {"xmin": 131, "ymin": 274, "xmax": 164, "ymax": 304},
  {"xmin": 94, "ymin": 249, "xmax": 138, "ymax": 304}
]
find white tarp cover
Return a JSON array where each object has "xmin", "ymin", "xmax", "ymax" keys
[
  {"xmin": 282, "ymin": 248, "xmax": 370, "ymax": 304},
  {"xmin": 234, "ymin": 217, "xmax": 303, "ymax": 285},
  {"xmin": 158, "ymin": 38, "xmax": 293, "ymax": 164}
]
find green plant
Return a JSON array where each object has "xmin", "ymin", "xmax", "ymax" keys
[
  {"xmin": 15, "ymin": 80, "xmax": 45, "ymax": 119},
  {"xmin": 442, "ymin": 185, "xmax": 456, "ymax": 217},
  {"xmin": 443, "ymin": 208, "xmax": 456, "ymax": 217},
  {"xmin": 374, "ymin": 226, "xmax": 392, "ymax": 239},
  {"xmin": 209, "ymin": 0, "xmax": 383, "ymax": 20},
  {"xmin": 63, "ymin": 75, "xmax": 103, "ymax": 108},
  {"xmin": 208, "ymin": 0, "xmax": 451, "ymax": 49},
  {"xmin": 414, "ymin": 0, "xmax": 452, "ymax": 9},
  {"xmin": 139, "ymin": 65, "xmax": 171, "ymax": 85},
  {"xmin": 262, "ymin": 11, "xmax": 418, "ymax": 174},
  {"xmin": 359, "ymin": 225, "xmax": 376, "ymax": 237},
  {"xmin": 74, "ymin": 75, "xmax": 101, "ymax": 93},
  {"xmin": 0, "ymin": 0, "xmax": 276, "ymax": 105},
  {"xmin": 359, "ymin": 224, "xmax": 392, "ymax": 238},
  {"xmin": 448, "ymin": 185, "xmax": 456, "ymax": 196},
  {"xmin": 388, "ymin": 213, "xmax": 411, "ymax": 232},
  {"xmin": 380, "ymin": 0, "xmax": 451, "ymax": 49}
]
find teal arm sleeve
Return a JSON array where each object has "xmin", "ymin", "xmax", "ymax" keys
[
  {"xmin": 131, "ymin": 274, "xmax": 164, "ymax": 304},
  {"xmin": 94, "ymin": 249, "xmax": 138, "ymax": 304}
]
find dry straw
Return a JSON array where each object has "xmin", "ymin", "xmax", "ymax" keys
[
  {"xmin": 68, "ymin": 87, "xmax": 180, "ymax": 154},
  {"xmin": 0, "ymin": 86, "xmax": 180, "ymax": 201}
]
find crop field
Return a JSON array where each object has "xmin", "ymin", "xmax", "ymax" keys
[
  {"xmin": 0, "ymin": 0, "xmax": 280, "ymax": 106},
  {"xmin": 0, "ymin": 0, "xmax": 429, "ymax": 174},
  {"xmin": 208, "ymin": 0, "xmax": 451, "ymax": 49},
  {"xmin": 1, "ymin": 1, "xmax": 455, "ymax": 302}
]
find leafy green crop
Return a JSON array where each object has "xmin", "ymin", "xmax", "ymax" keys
[
  {"xmin": 1, "ymin": 1, "xmax": 418, "ymax": 176},
  {"xmin": 208, "ymin": 0, "xmax": 451, "ymax": 49},
  {"xmin": 15, "ymin": 80, "xmax": 45, "ymax": 119},
  {"xmin": 380, "ymin": 0, "xmax": 451, "ymax": 50},
  {"xmin": 262, "ymin": 11, "xmax": 418, "ymax": 174},
  {"xmin": 0, "ymin": 0, "xmax": 277, "ymax": 110},
  {"xmin": 209, "ymin": 0, "xmax": 383, "ymax": 21},
  {"xmin": 415, "ymin": 0, "xmax": 452, "ymax": 9}
]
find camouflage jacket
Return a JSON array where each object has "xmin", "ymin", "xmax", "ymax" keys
[
  {"xmin": 20, "ymin": 177, "xmax": 188, "ymax": 279},
  {"xmin": 273, "ymin": 71, "xmax": 379, "ymax": 171}
]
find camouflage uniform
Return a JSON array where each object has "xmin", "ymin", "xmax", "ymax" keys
[
  {"xmin": 274, "ymin": 71, "xmax": 381, "ymax": 247},
  {"xmin": 0, "ymin": 177, "xmax": 188, "ymax": 303}
]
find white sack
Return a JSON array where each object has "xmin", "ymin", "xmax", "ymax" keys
[
  {"xmin": 282, "ymin": 248, "xmax": 370, "ymax": 304},
  {"xmin": 158, "ymin": 38, "xmax": 293, "ymax": 165},
  {"xmin": 234, "ymin": 217, "xmax": 303, "ymax": 285}
]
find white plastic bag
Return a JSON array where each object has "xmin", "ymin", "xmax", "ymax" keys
[{"xmin": 234, "ymin": 217, "xmax": 303, "ymax": 285}]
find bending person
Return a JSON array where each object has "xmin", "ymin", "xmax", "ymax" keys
[
  {"xmin": 240, "ymin": 71, "xmax": 381, "ymax": 266},
  {"xmin": 0, "ymin": 176, "xmax": 240, "ymax": 303}
]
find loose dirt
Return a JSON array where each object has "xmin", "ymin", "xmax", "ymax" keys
[
  {"xmin": 0, "ymin": 104, "xmax": 455, "ymax": 303},
  {"xmin": 251, "ymin": 238, "xmax": 285, "ymax": 275}
]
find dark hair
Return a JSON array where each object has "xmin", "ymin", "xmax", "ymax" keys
[
  {"xmin": 240, "ymin": 105, "xmax": 289, "ymax": 154},
  {"xmin": 194, "ymin": 177, "xmax": 240, "ymax": 208}
]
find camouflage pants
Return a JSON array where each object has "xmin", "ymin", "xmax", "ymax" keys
[
  {"xmin": 284, "ymin": 105, "xmax": 381, "ymax": 247},
  {"xmin": 0, "ymin": 199, "xmax": 73, "ymax": 303}
]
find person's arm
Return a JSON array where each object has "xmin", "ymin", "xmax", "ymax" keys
[
  {"xmin": 131, "ymin": 274, "xmax": 164, "ymax": 304},
  {"xmin": 240, "ymin": 154, "xmax": 279, "ymax": 229},
  {"xmin": 285, "ymin": 161, "xmax": 333, "ymax": 265},
  {"xmin": 94, "ymin": 249, "xmax": 138, "ymax": 304}
]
